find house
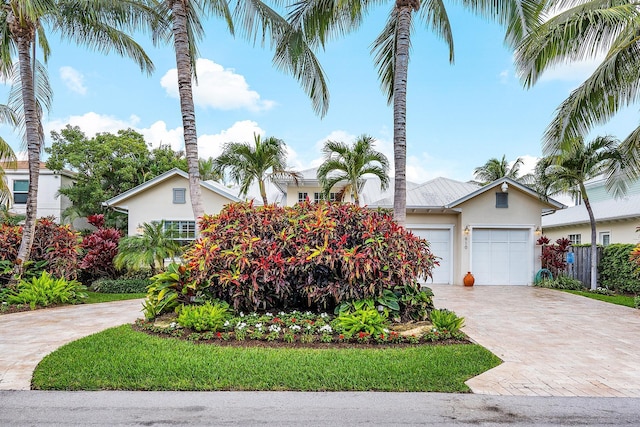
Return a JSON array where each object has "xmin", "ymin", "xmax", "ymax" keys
[
  {"xmin": 102, "ymin": 168, "xmax": 240, "ymax": 240},
  {"xmin": 103, "ymin": 168, "xmax": 564, "ymax": 286},
  {"xmin": 1, "ymin": 161, "xmax": 75, "ymax": 223},
  {"xmin": 541, "ymin": 177, "xmax": 640, "ymax": 245}
]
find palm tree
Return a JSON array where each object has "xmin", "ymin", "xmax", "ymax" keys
[
  {"xmin": 473, "ymin": 155, "xmax": 534, "ymax": 185},
  {"xmin": 289, "ymin": 0, "xmax": 539, "ymax": 224},
  {"xmin": 317, "ymin": 134, "xmax": 389, "ymax": 205},
  {"xmin": 515, "ymin": 0, "xmax": 640, "ymax": 167},
  {"xmin": 0, "ymin": 104, "xmax": 18, "ymax": 206},
  {"xmin": 212, "ymin": 134, "xmax": 300, "ymax": 205},
  {"xmin": 114, "ymin": 221, "xmax": 182, "ymax": 275},
  {"xmin": 154, "ymin": 0, "xmax": 330, "ymax": 229},
  {"xmin": 1, "ymin": 0, "xmax": 159, "ymax": 268},
  {"xmin": 535, "ymin": 135, "xmax": 630, "ymax": 290},
  {"xmin": 199, "ymin": 157, "xmax": 222, "ymax": 182}
]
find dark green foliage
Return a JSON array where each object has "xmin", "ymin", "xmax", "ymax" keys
[
  {"xmin": 332, "ymin": 307, "xmax": 389, "ymax": 335},
  {"xmin": 91, "ymin": 278, "xmax": 150, "ymax": 294},
  {"xmin": 600, "ymin": 244, "xmax": 640, "ymax": 294},
  {"xmin": 184, "ymin": 201, "xmax": 437, "ymax": 313},
  {"xmin": 535, "ymin": 275, "xmax": 584, "ymax": 290},
  {"xmin": 430, "ymin": 309, "xmax": 465, "ymax": 333},
  {"xmin": 142, "ymin": 263, "xmax": 191, "ymax": 319},
  {"xmin": 177, "ymin": 301, "xmax": 231, "ymax": 332}
]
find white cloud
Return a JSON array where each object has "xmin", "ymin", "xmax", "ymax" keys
[
  {"xmin": 197, "ymin": 120, "xmax": 265, "ymax": 160},
  {"xmin": 138, "ymin": 121, "xmax": 184, "ymax": 151},
  {"xmin": 511, "ymin": 154, "xmax": 539, "ymax": 176},
  {"xmin": 538, "ymin": 56, "xmax": 603, "ymax": 84},
  {"xmin": 59, "ymin": 66, "xmax": 87, "ymax": 95},
  {"xmin": 45, "ymin": 112, "xmax": 140, "ymax": 138},
  {"xmin": 499, "ymin": 69, "xmax": 509, "ymax": 84},
  {"xmin": 160, "ymin": 59, "xmax": 275, "ymax": 112}
]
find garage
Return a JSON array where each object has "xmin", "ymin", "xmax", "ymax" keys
[
  {"xmin": 409, "ymin": 227, "xmax": 452, "ymax": 285},
  {"xmin": 471, "ymin": 228, "xmax": 531, "ymax": 285}
]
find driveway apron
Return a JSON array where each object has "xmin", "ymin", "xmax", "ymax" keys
[
  {"xmin": 0, "ymin": 299, "xmax": 144, "ymax": 390},
  {"xmin": 432, "ymin": 285, "xmax": 640, "ymax": 397}
]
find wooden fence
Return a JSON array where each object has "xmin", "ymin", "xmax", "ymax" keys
[{"xmin": 565, "ymin": 246, "xmax": 603, "ymax": 287}]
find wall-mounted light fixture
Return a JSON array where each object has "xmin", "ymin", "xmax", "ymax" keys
[
  {"xmin": 501, "ymin": 182, "xmax": 509, "ymax": 193},
  {"xmin": 464, "ymin": 225, "xmax": 470, "ymax": 235},
  {"xmin": 535, "ymin": 226, "xmax": 542, "ymax": 235},
  {"xmin": 464, "ymin": 225, "xmax": 470, "ymax": 249}
]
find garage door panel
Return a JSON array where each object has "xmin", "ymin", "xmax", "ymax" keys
[
  {"xmin": 411, "ymin": 228, "xmax": 451, "ymax": 285},
  {"xmin": 472, "ymin": 228, "xmax": 531, "ymax": 285}
]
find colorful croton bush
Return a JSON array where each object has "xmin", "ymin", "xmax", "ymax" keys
[
  {"xmin": 182, "ymin": 201, "xmax": 437, "ymax": 313},
  {"xmin": 79, "ymin": 214, "xmax": 122, "ymax": 280}
]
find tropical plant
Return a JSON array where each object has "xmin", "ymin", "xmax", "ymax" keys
[
  {"xmin": 0, "ymin": 104, "xmax": 17, "ymax": 205},
  {"xmin": 473, "ymin": 155, "xmax": 534, "ymax": 185},
  {"xmin": 177, "ymin": 300, "xmax": 231, "ymax": 332},
  {"xmin": 317, "ymin": 134, "xmax": 389, "ymax": 205},
  {"xmin": 142, "ymin": 263, "xmax": 192, "ymax": 319},
  {"xmin": 400, "ymin": 284, "xmax": 434, "ymax": 321},
  {"xmin": 153, "ymin": 0, "xmax": 329, "ymax": 227},
  {"xmin": 332, "ymin": 307, "xmax": 389, "ymax": 336},
  {"xmin": 212, "ymin": 134, "xmax": 300, "ymax": 205},
  {"xmin": 334, "ymin": 290, "xmax": 400, "ymax": 319},
  {"xmin": 79, "ymin": 214, "xmax": 122, "ymax": 280},
  {"xmin": 1, "ymin": 0, "xmax": 160, "ymax": 268},
  {"xmin": 537, "ymin": 235, "xmax": 570, "ymax": 278},
  {"xmin": 601, "ymin": 244, "xmax": 640, "ymax": 295},
  {"xmin": 7, "ymin": 271, "xmax": 87, "ymax": 309},
  {"xmin": 114, "ymin": 221, "xmax": 182, "ymax": 275},
  {"xmin": 535, "ymin": 135, "xmax": 631, "ymax": 289},
  {"xmin": 515, "ymin": 0, "xmax": 640, "ymax": 169},
  {"xmin": 198, "ymin": 157, "xmax": 222, "ymax": 182},
  {"xmin": 289, "ymin": 0, "xmax": 539, "ymax": 224},
  {"xmin": 91, "ymin": 278, "xmax": 150, "ymax": 294},
  {"xmin": 429, "ymin": 309, "xmax": 465, "ymax": 333}
]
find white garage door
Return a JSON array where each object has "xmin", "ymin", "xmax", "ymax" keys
[
  {"xmin": 410, "ymin": 228, "xmax": 452, "ymax": 285},
  {"xmin": 472, "ymin": 228, "xmax": 530, "ymax": 285}
]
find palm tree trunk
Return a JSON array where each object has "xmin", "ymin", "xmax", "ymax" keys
[
  {"xmin": 172, "ymin": 0, "xmax": 204, "ymax": 230},
  {"xmin": 582, "ymin": 191, "xmax": 598, "ymax": 290},
  {"xmin": 392, "ymin": 2, "xmax": 413, "ymax": 226},
  {"xmin": 15, "ymin": 34, "xmax": 41, "ymax": 271},
  {"xmin": 259, "ymin": 179, "xmax": 268, "ymax": 205}
]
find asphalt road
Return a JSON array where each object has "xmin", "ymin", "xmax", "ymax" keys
[{"xmin": 1, "ymin": 391, "xmax": 638, "ymax": 426}]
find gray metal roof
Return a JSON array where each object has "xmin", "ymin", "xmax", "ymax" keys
[
  {"xmin": 368, "ymin": 177, "xmax": 480, "ymax": 208},
  {"xmin": 542, "ymin": 193, "xmax": 640, "ymax": 228}
]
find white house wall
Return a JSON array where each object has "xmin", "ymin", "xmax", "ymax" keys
[
  {"xmin": 7, "ymin": 171, "xmax": 72, "ymax": 223},
  {"xmin": 543, "ymin": 220, "xmax": 640, "ymax": 245}
]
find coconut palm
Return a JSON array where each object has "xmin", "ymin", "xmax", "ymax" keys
[
  {"xmin": 289, "ymin": 0, "xmax": 541, "ymax": 224},
  {"xmin": 114, "ymin": 221, "xmax": 182, "ymax": 275},
  {"xmin": 515, "ymin": 0, "xmax": 640, "ymax": 167},
  {"xmin": 212, "ymin": 134, "xmax": 300, "ymax": 205},
  {"xmin": 535, "ymin": 135, "xmax": 630, "ymax": 290},
  {"xmin": 154, "ymin": 0, "xmax": 329, "ymax": 228},
  {"xmin": 317, "ymin": 134, "xmax": 389, "ymax": 206},
  {"xmin": 0, "ymin": 0, "xmax": 160, "ymax": 268},
  {"xmin": 473, "ymin": 155, "xmax": 534, "ymax": 185}
]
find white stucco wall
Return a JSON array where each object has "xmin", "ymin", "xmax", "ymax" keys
[
  {"xmin": 543, "ymin": 220, "xmax": 639, "ymax": 245},
  {"xmin": 6, "ymin": 170, "xmax": 72, "ymax": 223}
]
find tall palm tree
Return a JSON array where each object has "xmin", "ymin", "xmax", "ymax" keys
[
  {"xmin": 317, "ymin": 134, "xmax": 389, "ymax": 205},
  {"xmin": 535, "ymin": 135, "xmax": 630, "ymax": 290},
  {"xmin": 114, "ymin": 221, "xmax": 182, "ymax": 275},
  {"xmin": 0, "ymin": 104, "xmax": 18, "ymax": 206},
  {"xmin": 0, "ymin": 0, "xmax": 159, "ymax": 268},
  {"xmin": 199, "ymin": 157, "xmax": 222, "ymax": 181},
  {"xmin": 212, "ymin": 134, "xmax": 300, "ymax": 205},
  {"xmin": 154, "ymin": 0, "xmax": 330, "ymax": 228},
  {"xmin": 473, "ymin": 155, "xmax": 534, "ymax": 185},
  {"xmin": 289, "ymin": 0, "xmax": 541, "ymax": 224},
  {"xmin": 515, "ymin": 0, "xmax": 640, "ymax": 168}
]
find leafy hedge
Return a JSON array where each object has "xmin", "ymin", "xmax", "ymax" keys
[
  {"xmin": 183, "ymin": 201, "xmax": 437, "ymax": 312},
  {"xmin": 91, "ymin": 278, "xmax": 150, "ymax": 294},
  {"xmin": 600, "ymin": 244, "xmax": 640, "ymax": 294}
]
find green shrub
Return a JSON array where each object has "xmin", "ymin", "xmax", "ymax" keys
[
  {"xmin": 400, "ymin": 285, "xmax": 434, "ymax": 321},
  {"xmin": 92, "ymin": 278, "xmax": 150, "ymax": 294},
  {"xmin": 430, "ymin": 309, "xmax": 465, "ymax": 333},
  {"xmin": 635, "ymin": 296, "xmax": 640, "ymax": 309},
  {"xmin": 177, "ymin": 301, "xmax": 231, "ymax": 332},
  {"xmin": 183, "ymin": 201, "xmax": 437, "ymax": 313},
  {"xmin": 600, "ymin": 244, "xmax": 640, "ymax": 294},
  {"xmin": 535, "ymin": 275, "xmax": 584, "ymax": 290},
  {"xmin": 332, "ymin": 307, "xmax": 389, "ymax": 336},
  {"xmin": 142, "ymin": 263, "xmax": 193, "ymax": 319},
  {"xmin": 7, "ymin": 271, "xmax": 87, "ymax": 309}
]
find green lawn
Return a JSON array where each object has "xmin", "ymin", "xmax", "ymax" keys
[
  {"xmin": 563, "ymin": 290, "xmax": 637, "ymax": 308},
  {"xmin": 32, "ymin": 325, "xmax": 501, "ymax": 392},
  {"xmin": 84, "ymin": 292, "xmax": 146, "ymax": 304}
]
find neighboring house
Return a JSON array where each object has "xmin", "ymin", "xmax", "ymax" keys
[
  {"xmin": 102, "ymin": 168, "xmax": 240, "ymax": 242},
  {"xmin": 1, "ymin": 161, "xmax": 75, "ymax": 223},
  {"xmin": 104, "ymin": 167, "xmax": 564, "ymax": 286},
  {"xmin": 542, "ymin": 177, "xmax": 640, "ymax": 245}
]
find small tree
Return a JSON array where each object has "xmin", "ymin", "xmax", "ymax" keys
[
  {"xmin": 79, "ymin": 214, "xmax": 122, "ymax": 280},
  {"xmin": 114, "ymin": 221, "xmax": 182, "ymax": 275}
]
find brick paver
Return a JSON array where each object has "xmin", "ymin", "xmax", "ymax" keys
[
  {"xmin": 432, "ymin": 285, "xmax": 640, "ymax": 397},
  {"xmin": 0, "ymin": 299, "xmax": 143, "ymax": 390}
]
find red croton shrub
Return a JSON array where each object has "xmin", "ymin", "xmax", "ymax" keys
[
  {"xmin": 0, "ymin": 217, "xmax": 80, "ymax": 280},
  {"xmin": 183, "ymin": 201, "xmax": 437, "ymax": 312},
  {"xmin": 79, "ymin": 214, "xmax": 122, "ymax": 279},
  {"xmin": 538, "ymin": 236, "xmax": 571, "ymax": 277}
]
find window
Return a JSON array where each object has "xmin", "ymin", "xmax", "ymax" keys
[
  {"xmin": 13, "ymin": 180, "xmax": 28, "ymax": 204},
  {"xmin": 568, "ymin": 234, "xmax": 581, "ymax": 245},
  {"xmin": 164, "ymin": 220, "xmax": 196, "ymax": 245},
  {"xmin": 298, "ymin": 192, "xmax": 308, "ymax": 203},
  {"xmin": 173, "ymin": 188, "xmax": 186, "ymax": 204},
  {"xmin": 495, "ymin": 192, "xmax": 508, "ymax": 208},
  {"xmin": 313, "ymin": 192, "xmax": 339, "ymax": 203},
  {"xmin": 599, "ymin": 232, "xmax": 610, "ymax": 246}
]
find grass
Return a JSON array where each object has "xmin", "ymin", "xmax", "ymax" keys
[
  {"xmin": 32, "ymin": 325, "xmax": 501, "ymax": 392},
  {"xmin": 563, "ymin": 290, "xmax": 637, "ymax": 308},
  {"xmin": 84, "ymin": 292, "xmax": 146, "ymax": 304}
]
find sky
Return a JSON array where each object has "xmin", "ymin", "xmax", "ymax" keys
[{"xmin": 1, "ymin": 3, "xmax": 638, "ymax": 185}]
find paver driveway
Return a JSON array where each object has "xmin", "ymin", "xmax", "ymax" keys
[
  {"xmin": 0, "ymin": 299, "xmax": 143, "ymax": 390},
  {"xmin": 432, "ymin": 285, "xmax": 640, "ymax": 397}
]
